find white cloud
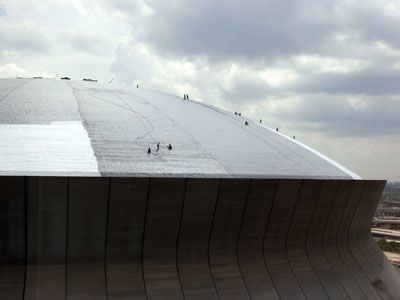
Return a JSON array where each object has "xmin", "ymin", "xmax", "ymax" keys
[
  {"xmin": 0, "ymin": 63, "xmax": 26, "ymax": 77},
  {"xmin": 291, "ymin": 55, "xmax": 368, "ymax": 74},
  {"xmin": 376, "ymin": 41, "xmax": 400, "ymax": 57},
  {"xmin": 384, "ymin": 2, "xmax": 400, "ymax": 17},
  {"xmin": 2, "ymin": 50, "xmax": 19, "ymax": 60}
]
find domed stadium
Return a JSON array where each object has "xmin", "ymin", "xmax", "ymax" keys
[{"xmin": 0, "ymin": 78, "xmax": 399, "ymax": 299}]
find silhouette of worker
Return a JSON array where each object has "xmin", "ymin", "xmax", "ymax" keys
[
  {"xmin": 239, "ymin": 113, "xmax": 241, "ymax": 116},
  {"xmin": 259, "ymin": 119, "xmax": 262, "ymax": 124},
  {"xmin": 235, "ymin": 111, "xmax": 237, "ymax": 115},
  {"xmin": 276, "ymin": 127, "xmax": 279, "ymax": 132},
  {"xmin": 167, "ymin": 144, "xmax": 172, "ymax": 150},
  {"xmin": 157, "ymin": 142, "xmax": 160, "ymax": 151},
  {"xmin": 147, "ymin": 147, "xmax": 151, "ymax": 154},
  {"xmin": 137, "ymin": 84, "xmax": 139, "ymax": 88},
  {"xmin": 245, "ymin": 121, "xmax": 249, "ymax": 125}
]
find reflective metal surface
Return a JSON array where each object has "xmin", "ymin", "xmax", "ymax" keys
[{"xmin": 1, "ymin": 177, "xmax": 399, "ymax": 299}]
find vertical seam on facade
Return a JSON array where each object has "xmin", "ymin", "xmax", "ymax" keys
[
  {"xmin": 335, "ymin": 181, "xmax": 368, "ymax": 296},
  {"xmin": 65, "ymin": 177, "xmax": 70, "ymax": 300},
  {"xmin": 363, "ymin": 183, "xmax": 386, "ymax": 265},
  {"xmin": 104, "ymin": 177, "xmax": 111, "ymax": 300},
  {"xmin": 347, "ymin": 183, "xmax": 384, "ymax": 299},
  {"xmin": 22, "ymin": 176, "xmax": 27, "ymax": 300},
  {"xmin": 353, "ymin": 183, "xmax": 375, "ymax": 262},
  {"xmin": 347, "ymin": 182, "xmax": 366, "ymax": 265},
  {"xmin": 320, "ymin": 180, "xmax": 351, "ymax": 299},
  {"xmin": 141, "ymin": 178, "xmax": 151, "ymax": 300},
  {"xmin": 285, "ymin": 180, "xmax": 307, "ymax": 298},
  {"xmin": 303, "ymin": 180, "xmax": 331, "ymax": 298},
  {"xmin": 334, "ymin": 181, "xmax": 368, "ymax": 298},
  {"xmin": 347, "ymin": 185, "xmax": 374, "ymax": 255},
  {"xmin": 262, "ymin": 179, "xmax": 281, "ymax": 300},
  {"xmin": 208, "ymin": 179, "xmax": 222, "ymax": 300},
  {"xmin": 176, "ymin": 178, "xmax": 188, "ymax": 300},
  {"xmin": 236, "ymin": 179, "xmax": 253, "ymax": 299}
]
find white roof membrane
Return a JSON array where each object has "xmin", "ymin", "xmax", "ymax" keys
[{"xmin": 0, "ymin": 78, "xmax": 358, "ymax": 179}]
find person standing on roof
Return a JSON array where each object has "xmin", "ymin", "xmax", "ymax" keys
[
  {"xmin": 147, "ymin": 147, "xmax": 151, "ymax": 154},
  {"xmin": 157, "ymin": 142, "xmax": 160, "ymax": 151},
  {"xmin": 167, "ymin": 144, "xmax": 172, "ymax": 150}
]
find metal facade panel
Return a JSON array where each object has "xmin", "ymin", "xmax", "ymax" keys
[
  {"xmin": 142, "ymin": 178, "xmax": 186, "ymax": 300},
  {"xmin": 209, "ymin": 179, "xmax": 251, "ymax": 300},
  {"xmin": 67, "ymin": 177, "xmax": 109, "ymax": 300},
  {"xmin": 264, "ymin": 179, "xmax": 305, "ymax": 299},
  {"xmin": 0, "ymin": 177, "xmax": 399, "ymax": 299},
  {"xmin": 177, "ymin": 178, "xmax": 219, "ymax": 300},
  {"xmin": 324, "ymin": 181, "xmax": 367, "ymax": 298},
  {"xmin": 25, "ymin": 177, "xmax": 68, "ymax": 300},
  {"xmin": 338, "ymin": 182, "xmax": 380, "ymax": 299},
  {"xmin": 0, "ymin": 177, "xmax": 25, "ymax": 300},
  {"xmin": 238, "ymin": 179, "xmax": 280, "ymax": 300},
  {"xmin": 350, "ymin": 181, "xmax": 399, "ymax": 298},
  {"xmin": 106, "ymin": 177, "xmax": 148, "ymax": 299},
  {"xmin": 306, "ymin": 180, "xmax": 350, "ymax": 299},
  {"xmin": 286, "ymin": 180, "xmax": 329, "ymax": 299}
]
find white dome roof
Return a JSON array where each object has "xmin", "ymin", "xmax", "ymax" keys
[{"xmin": 0, "ymin": 78, "xmax": 359, "ymax": 179}]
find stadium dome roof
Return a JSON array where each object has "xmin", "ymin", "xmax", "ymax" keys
[{"xmin": 0, "ymin": 78, "xmax": 359, "ymax": 179}]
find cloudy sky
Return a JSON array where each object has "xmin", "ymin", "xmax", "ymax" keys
[{"xmin": 0, "ymin": 0, "xmax": 399, "ymax": 180}]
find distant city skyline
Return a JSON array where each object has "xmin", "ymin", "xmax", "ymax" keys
[{"xmin": 0, "ymin": 0, "xmax": 399, "ymax": 180}]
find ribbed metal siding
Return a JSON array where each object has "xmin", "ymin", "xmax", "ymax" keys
[{"xmin": 0, "ymin": 177, "xmax": 398, "ymax": 299}]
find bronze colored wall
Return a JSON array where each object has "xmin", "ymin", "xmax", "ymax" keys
[{"xmin": 0, "ymin": 177, "xmax": 399, "ymax": 299}]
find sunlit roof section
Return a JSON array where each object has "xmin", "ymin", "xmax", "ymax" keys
[{"xmin": 0, "ymin": 78, "xmax": 358, "ymax": 179}]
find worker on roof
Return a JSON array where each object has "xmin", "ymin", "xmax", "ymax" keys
[
  {"xmin": 167, "ymin": 144, "xmax": 172, "ymax": 150},
  {"xmin": 147, "ymin": 147, "xmax": 151, "ymax": 154}
]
